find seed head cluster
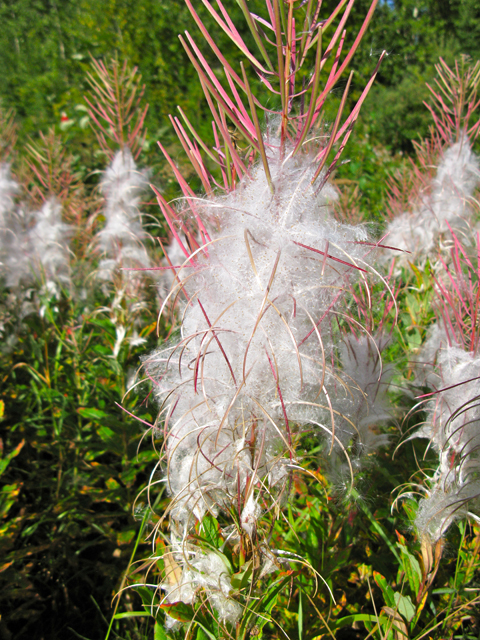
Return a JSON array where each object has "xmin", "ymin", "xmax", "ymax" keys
[
  {"xmin": 386, "ymin": 140, "xmax": 480, "ymax": 266},
  {"xmin": 96, "ymin": 148, "xmax": 151, "ymax": 282}
]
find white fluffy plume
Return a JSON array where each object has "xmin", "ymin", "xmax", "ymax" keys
[
  {"xmin": 3, "ymin": 196, "xmax": 72, "ymax": 289},
  {"xmin": 413, "ymin": 341, "xmax": 480, "ymax": 542},
  {"xmin": 161, "ymin": 544, "xmax": 242, "ymax": 627},
  {"xmin": 0, "ymin": 163, "xmax": 20, "ymax": 280},
  {"xmin": 331, "ymin": 334, "xmax": 392, "ymax": 476},
  {"xmin": 385, "ymin": 140, "xmax": 480, "ymax": 266},
  {"xmin": 144, "ymin": 146, "xmax": 388, "ymax": 534},
  {"xmin": 28, "ymin": 198, "xmax": 72, "ymax": 284},
  {"xmin": 96, "ymin": 148, "xmax": 151, "ymax": 281}
]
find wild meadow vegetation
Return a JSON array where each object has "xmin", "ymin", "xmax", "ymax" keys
[{"xmin": 1, "ymin": 1, "xmax": 480, "ymax": 640}]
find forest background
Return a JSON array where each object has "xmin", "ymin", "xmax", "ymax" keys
[{"xmin": 1, "ymin": 0, "xmax": 480, "ymax": 639}]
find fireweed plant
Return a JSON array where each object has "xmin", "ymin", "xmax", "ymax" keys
[
  {"xmin": 410, "ymin": 231, "xmax": 480, "ymax": 544},
  {"xmin": 385, "ymin": 57, "xmax": 480, "ymax": 269},
  {"xmin": 0, "ymin": 125, "xmax": 77, "ymax": 302},
  {"xmin": 1, "ymin": 8, "xmax": 480, "ymax": 639},
  {"xmin": 382, "ymin": 56, "xmax": 480, "ymax": 546},
  {"xmin": 0, "ymin": 56, "xmax": 159, "ymax": 336},
  {"xmin": 0, "ymin": 105, "xmax": 17, "ymax": 242},
  {"xmin": 0, "ymin": 59, "xmax": 165, "ymax": 638},
  {"xmin": 132, "ymin": 0, "xmax": 402, "ymax": 635},
  {"xmin": 86, "ymin": 57, "xmax": 153, "ymax": 290},
  {"xmin": 96, "ymin": 148, "xmax": 151, "ymax": 286},
  {"xmin": 85, "ymin": 58, "xmax": 162, "ymax": 357}
]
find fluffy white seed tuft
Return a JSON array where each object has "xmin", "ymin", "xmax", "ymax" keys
[
  {"xmin": 145, "ymin": 146, "xmax": 386, "ymax": 533},
  {"xmin": 413, "ymin": 342, "xmax": 480, "ymax": 541},
  {"xmin": 385, "ymin": 140, "xmax": 480, "ymax": 267},
  {"xmin": 96, "ymin": 148, "xmax": 151, "ymax": 281},
  {"xmin": 162, "ymin": 548, "xmax": 242, "ymax": 626}
]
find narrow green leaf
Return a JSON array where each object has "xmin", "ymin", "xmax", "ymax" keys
[
  {"xmin": 78, "ymin": 407, "xmax": 109, "ymax": 420},
  {"xmin": 399, "ymin": 548, "xmax": 422, "ymax": 594},
  {"xmin": 231, "ymin": 560, "xmax": 253, "ymax": 591},
  {"xmin": 194, "ymin": 623, "xmax": 217, "ymax": 640},
  {"xmin": 0, "ymin": 439, "xmax": 25, "ymax": 476},
  {"xmin": 298, "ymin": 588, "xmax": 303, "ymax": 640},
  {"xmin": 244, "ymin": 572, "xmax": 293, "ymax": 635},
  {"xmin": 135, "ymin": 586, "xmax": 157, "ymax": 608},
  {"xmin": 332, "ymin": 613, "xmax": 387, "ymax": 630},
  {"xmin": 98, "ymin": 426, "xmax": 116, "ymax": 442},
  {"xmin": 113, "ymin": 611, "xmax": 151, "ymax": 619},
  {"xmin": 196, "ymin": 627, "xmax": 210, "ymax": 640},
  {"xmin": 154, "ymin": 621, "xmax": 169, "ymax": 640},
  {"xmin": 373, "ymin": 571, "xmax": 396, "ymax": 609}
]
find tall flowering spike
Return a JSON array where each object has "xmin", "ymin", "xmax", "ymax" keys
[
  {"xmin": 0, "ymin": 163, "xmax": 19, "ymax": 279},
  {"xmin": 0, "ymin": 105, "xmax": 19, "ymax": 281},
  {"xmin": 385, "ymin": 57, "xmax": 480, "ymax": 268},
  {"xmin": 96, "ymin": 148, "xmax": 151, "ymax": 283},
  {"xmin": 145, "ymin": 146, "xmax": 373, "ymax": 525},
  {"xmin": 4, "ymin": 198, "xmax": 72, "ymax": 291},
  {"xmin": 385, "ymin": 140, "xmax": 480, "ymax": 267},
  {"xmin": 425, "ymin": 55, "xmax": 480, "ymax": 146},
  {"xmin": 145, "ymin": 146, "xmax": 389, "ymax": 628},
  {"xmin": 414, "ymin": 346, "xmax": 480, "ymax": 543},
  {"xmin": 5, "ymin": 130, "xmax": 77, "ymax": 292},
  {"xmin": 172, "ymin": 0, "xmax": 382, "ymax": 192},
  {"xmin": 142, "ymin": 0, "xmax": 389, "ymax": 629},
  {"xmin": 85, "ymin": 57, "xmax": 149, "ymax": 161},
  {"xmin": 24, "ymin": 128, "xmax": 86, "ymax": 227},
  {"xmin": 412, "ymin": 232, "xmax": 480, "ymax": 543},
  {"xmin": 28, "ymin": 198, "xmax": 73, "ymax": 287},
  {"xmin": 0, "ymin": 126, "xmax": 74, "ymax": 292}
]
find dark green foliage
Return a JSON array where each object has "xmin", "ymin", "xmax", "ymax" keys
[
  {"xmin": 0, "ymin": 0, "xmax": 192, "ymax": 137},
  {"xmin": 344, "ymin": 0, "xmax": 476, "ymax": 152},
  {"xmin": 0, "ymin": 287, "xmax": 161, "ymax": 639},
  {"xmin": 1, "ymin": 0, "xmax": 479, "ymax": 156},
  {"xmin": 0, "ymin": 0, "xmax": 249, "ymax": 164}
]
